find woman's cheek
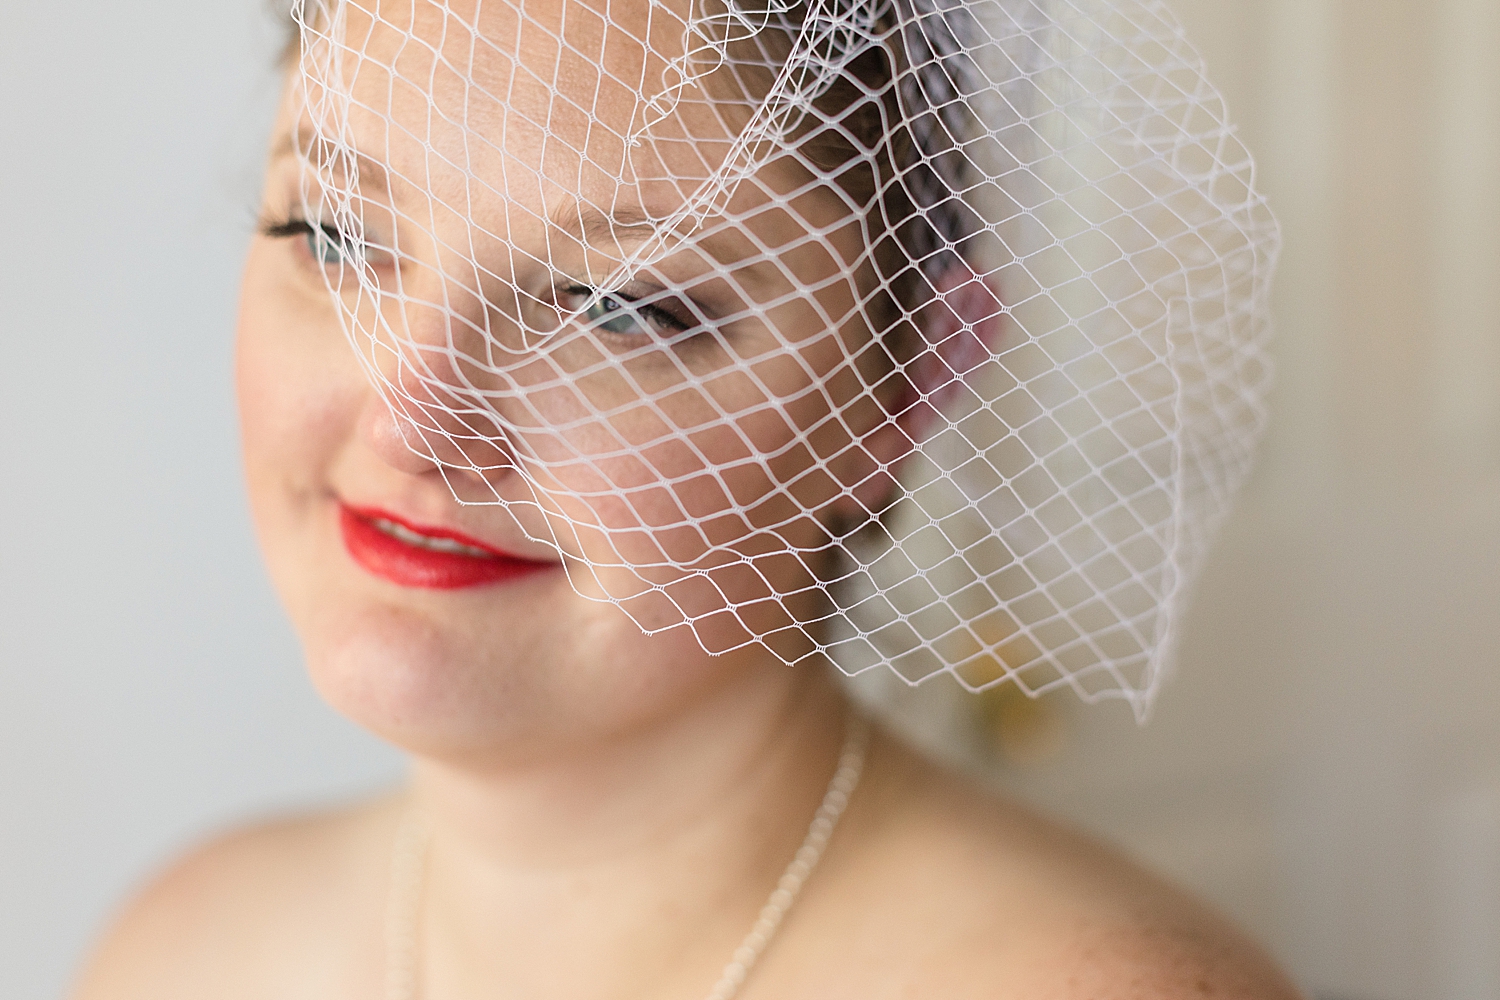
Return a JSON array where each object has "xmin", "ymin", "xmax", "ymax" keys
[
  {"xmin": 234, "ymin": 238, "xmax": 362, "ymax": 604},
  {"xmin": 238, "ymin": 240, "xmax": 355, "ymax": 475}
]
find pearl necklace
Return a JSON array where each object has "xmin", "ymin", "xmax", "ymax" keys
[{"xmin": 386, "ymin": 713, "xmax": 871, "ymax": 1000}]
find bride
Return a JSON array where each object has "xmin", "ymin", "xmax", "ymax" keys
[{"xmin": 73, "ymin": 0, "xmax": 1298, "ymax": 996}]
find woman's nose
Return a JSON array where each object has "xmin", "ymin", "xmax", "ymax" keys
[
  {"xmin": 356, "ymin": 266, "xmax": 520, "ymax": 478},
  {"xmin": 356, "ymin": 392, "xmax": 447, "ymax": 475}
]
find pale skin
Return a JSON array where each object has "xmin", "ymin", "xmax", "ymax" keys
[{"xmin": 72, "ymin": 2, "xmax": 1303, "ymax": 997}]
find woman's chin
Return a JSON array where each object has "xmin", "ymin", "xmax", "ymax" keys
[
  {"xmin": 299, "ymin": 600, "xmax": 549, "ymax": 760},
  {"xmin": 293, "ymin": 587, "xmax": 782, "ymax": 769}
]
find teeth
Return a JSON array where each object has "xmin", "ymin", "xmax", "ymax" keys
[{"xmin": 372, "ymin": 517, "xmax": 494, "ymax": 558}]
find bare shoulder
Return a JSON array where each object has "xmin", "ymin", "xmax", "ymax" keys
[
  {"xmin": 69, "ymin": 793, "xmax": 402, "ymax": 1000},
  {"xmin": 815, "ymin": 735, "xmax": 1303, "ymax": 1000}
]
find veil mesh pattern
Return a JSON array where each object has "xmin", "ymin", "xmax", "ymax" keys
[{"xmin": 287, "ymin": 0, "xmax": 1277, "ymax": 716}]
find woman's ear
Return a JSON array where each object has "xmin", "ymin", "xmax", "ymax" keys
[
  {"xmin": 906, "ymin": 264, "xmax": 1006, "ymax": 421},
  {"xmin": 835, "ymin": 263, "xmax": 1005, "ymax": 519}
]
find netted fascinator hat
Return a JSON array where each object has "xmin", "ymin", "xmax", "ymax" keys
[{"xmin": 287, "ymin": 0, "xmax": 1276, "ymax": 718}]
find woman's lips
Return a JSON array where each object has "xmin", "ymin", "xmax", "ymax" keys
[{"xmin": 338, "ymin": 503, "xmax": 556, "ymax": 590}]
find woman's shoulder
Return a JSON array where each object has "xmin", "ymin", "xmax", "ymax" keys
[
  {"xmin": 809, "ymin": 735, "xmax": 1304, "ymax": 1000},
  {"xmin": 68, "ymin": 793, "xmax": 400, "ymax": 1000}
]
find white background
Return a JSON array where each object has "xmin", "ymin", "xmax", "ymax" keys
[
  {"xmin": 0, "ymin": 5, "xmax": 403, "ymax": 998},
  {"xmin": 3, "ymin": 3, "xmax": 1499, "ymax": 1000}
]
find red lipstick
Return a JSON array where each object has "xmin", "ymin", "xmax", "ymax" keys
[{"xmin": 338, "ymin": 503, "xmax": 555, "ymax": 590}]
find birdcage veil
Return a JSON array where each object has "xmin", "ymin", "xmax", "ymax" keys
[{"xmin": 282, "ymin": 0, "xmax": 1276, "ymax": 718}]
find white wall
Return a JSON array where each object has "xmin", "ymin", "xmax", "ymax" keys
[
  {"xmin": 0, "ymin": 5, "xmax": 403, "ymax": 998},
  {"xmin": 984, "ymin": 5, "xmax": 1500, "ymax": 1000}
]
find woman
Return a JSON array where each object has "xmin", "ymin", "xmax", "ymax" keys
[{"xmin": 73, "ymin": 0, "xmax": 1297, "ymax": 996}]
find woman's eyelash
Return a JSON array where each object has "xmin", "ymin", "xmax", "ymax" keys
[
  {"xmin": 260, "ymin": 215, "xmax": 371, "ymax": 267},
  {"xmin": 564, "ymin": 284, "xmax": 695, "ymax": 335},
  {"xmin": 261, "ymin": 216, "xmax": 324, "ymax": 241}
]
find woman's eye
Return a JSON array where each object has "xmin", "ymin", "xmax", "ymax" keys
[
  {"xmin": 583, "ymin": 293, "xmax": 650, "ymax": 336},
  {"xmin": 261, "ymin": 217, "xmax": 379, "ymax": 270},
  {"xmin": 306, "ymin": 223, "xmax": 355, "ymax": 265},
  {"xmin": 564, "ymin": 285, "xmax": 691, "ymax": 340}
]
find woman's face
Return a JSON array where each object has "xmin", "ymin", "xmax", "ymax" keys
[{"xmin": 238, "ymin": 0, "xmax": 903, "ymax": 759}]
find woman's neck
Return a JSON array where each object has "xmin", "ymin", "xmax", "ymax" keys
[{"xmin": 402, "ymin": 661, "xmax": 852, "ymax": 997}]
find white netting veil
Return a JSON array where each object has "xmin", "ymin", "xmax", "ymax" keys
[{"xmin": 285, "ymin": 0, "xmax": 1276, "ymax": 717}]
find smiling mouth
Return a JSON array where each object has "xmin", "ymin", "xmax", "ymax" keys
[
  {"xmin": 367, "ymin": 515, "xmax": 496, "ymax": 557},
  {"xmin": 337, "ymin": 503, "xmax": 555, "ymax": 590}
]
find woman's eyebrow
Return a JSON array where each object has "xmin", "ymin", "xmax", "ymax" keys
[
  {"xmin": 556, "ymin": 203, "xmax": 791, "ymax": 292},
  {"xmin": 552, "ymin": 203, "xmax": 658, "ymax": 246},
  {"xmin": 268, "ymin": 125, "xmax": 393, "ymax": 199}
]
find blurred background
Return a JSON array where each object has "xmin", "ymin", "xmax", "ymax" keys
[{"xmin": 1, "ymin": 1, "xmax": 1496, "ymax": 998}]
